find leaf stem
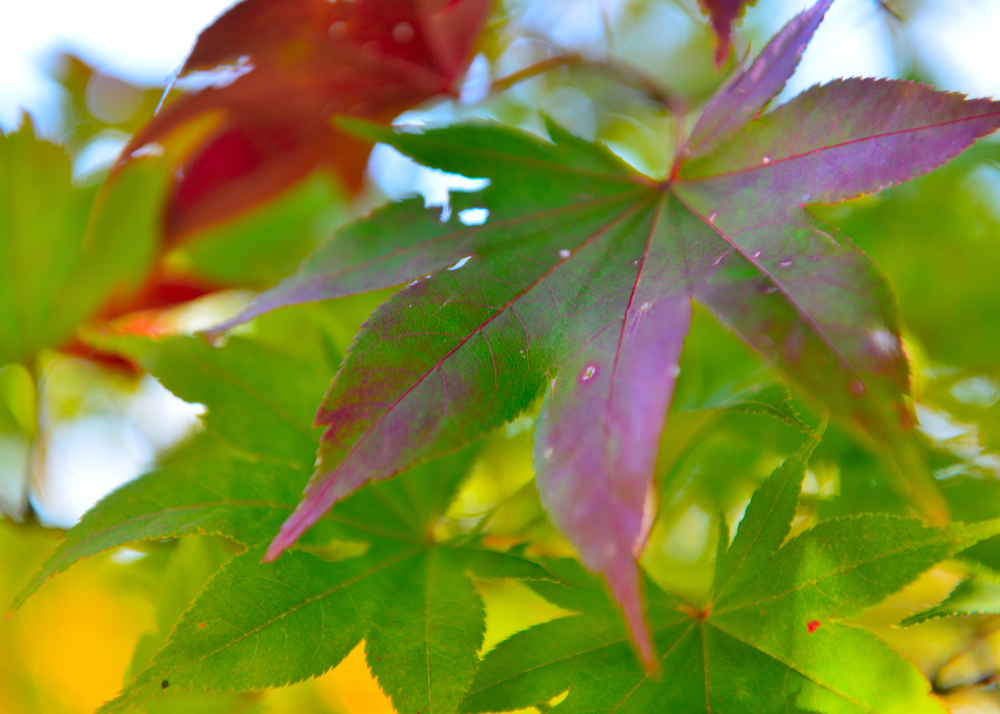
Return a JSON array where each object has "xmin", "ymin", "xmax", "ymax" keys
[{"xmin": 490, "ymin": 54, "xmax": 686, "ymax": 113}]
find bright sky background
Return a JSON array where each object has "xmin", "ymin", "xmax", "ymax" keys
[
  {"xmin": 2, "ymin": 0, "xmax": 999, "ymax": 134},
  {"xmin": 0, "ymin": 0, "xmax": 236, "ymax": 131}
]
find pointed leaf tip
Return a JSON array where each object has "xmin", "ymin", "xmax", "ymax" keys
[
  {"xmin": 264, "ymin": 484, "xmax": 338, "ymax": 561},
  {"xmin": 606, "ymin": 559, "xmax": 656, "ymax": 668},
  {"xmin": 688, "ymin": 0, "xmax": 834, "ymax": 156}
]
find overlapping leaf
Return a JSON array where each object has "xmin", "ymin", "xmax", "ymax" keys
[
  {"xmin": 208, "ymin": 0, "xmax": 1000, "ymax": 660},
  {"xmin": 86, "ymin": 330, "xmax": 330, "ymax": 467},
  {"xmin": 698, "ymin": 0, "xmax": 757, "ymax": 67},
  {"xmin": 900, "ymin": 561, "xmax": 1000, "ymax": 627},
  {"xmin": 459, "ymin": 438, "xmax": 1000, "ymax": 714},
  {"xmin": 14, "ymin": 329, "xmax": 546, "ymax": 714},
  {"xmin": 118, "ymin": 0, "xmax": 491, "ymax": 242},
  {"xmin": 90, "ymin": 447, "xmax": 547, "ymax": 714}
]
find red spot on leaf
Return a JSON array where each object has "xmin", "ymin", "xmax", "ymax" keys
[{"xmin": 807, "ymin": 619, "xmax": 821, "ymax": 633}]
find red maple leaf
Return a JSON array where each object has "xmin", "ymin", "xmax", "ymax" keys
[{"xmin": 119, "ymin": 0, "xmax": 491, "ymax": 245}]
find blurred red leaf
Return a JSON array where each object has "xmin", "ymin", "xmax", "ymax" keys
[
  {"xmin": 120, "ymin": 0, "xmax": 491, "ymax": 244},
  {"xmin": 699, "ymin": 0, "xmax": 757, "ymax": 67}
]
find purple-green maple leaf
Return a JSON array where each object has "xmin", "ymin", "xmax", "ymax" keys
[{"xmin": 210, "ymin": 0, "xmax": 1000, "ymax": 662}]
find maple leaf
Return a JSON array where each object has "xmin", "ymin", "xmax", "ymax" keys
[
  {"xmin": 118, "ymin": 0, "xmax": 491, "ymax": 244},
  {"xmin": 14, "ymin": 328, "xmax": 547, "ymax": 714},
  {"xmin": 459, "ymin": 438, "xmax": 1000, "ymax": 714},
  {"xmin": 699, "ymin": 0, "xmax": 757, "ymax": 67},
  {"xmin": 206, "ymin": 0, "xmax": 1000, "ymax": 662},
  {"xmin": 0, "ymin": 120, "xmax": 169, "ymax": 367}
]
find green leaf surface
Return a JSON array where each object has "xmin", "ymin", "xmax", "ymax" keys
[
  {"xmin": 89, "ymin": 447, "xmax": 547, "ymax": 714},
  {"xmin": 85, "ymin": 331, "xmax": 330, "ymax": 467},
  {"xmin": 461, "ymin": 439, "xmax": 1000, "ymax": 714},
  {"xmin": 0, "ymin": 122, "xmax": 97, "ymax": 363},
  {"xmin": 170, "ymin": 171, "xmax": 346, "ymax": 289},
  {"xmin": 10, "ymin": 458, "xmax": 306, "ymax": 611},
  {"xmin": 0, "ymin": 120, "xmax": 169, "ymax": 365}
]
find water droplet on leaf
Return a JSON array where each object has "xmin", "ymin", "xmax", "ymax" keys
[
  {"xmin": 447, "ymin": 255, "xmax": 473, "ymax": 271},
  {"xmin": 392, "ymin": 22, "xmax": 414, "ymax": 43}
]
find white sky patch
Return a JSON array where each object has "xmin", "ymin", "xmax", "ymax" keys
[
  {"xmin": 750, "ymin": 0, "xmax": 898, "ymax": 104},
  {"xmin": 459, "ymin": 53, "xmax": 492, "ymax": 105},
  {"xmin": 34, "ymin": 416, "xmax": 157, "ymax": 527},
  {"xmin": 71, "ymin": 128, "xmax": 129, "ymax": 181},
  {"xmin": 458, "ymin": 207, "xmax": 489, "ymax": 225},
  {"xmin": 910, "ymin": 0, "xmax": 1000, "ymax": 98},
  {"xmin": 0, "ymin": 0, "xmax": 237, "ymax": 131},
  {"xmin": 368, "ymin": 143, "xmax": 490, "ymax": 222}
]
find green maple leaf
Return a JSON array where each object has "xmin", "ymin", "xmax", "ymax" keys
[
  {"xmin": 13, "ymin": 329, "xmax": 547, "ymax": 714},
  {"xmin": 91, "ymin": 446, "xmax": 544, "ymax": 714},
  {"xmin": 459, "ymin": 436, "xmax": 1000, "ymax": 714},
  {"xmin": 0, "ymin": 120, "xmax": 166, "ymax": 366}
]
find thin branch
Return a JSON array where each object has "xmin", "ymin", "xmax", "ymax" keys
[
  {"xmin": 875, "ymin": 0, "xmax": 903, "ymax": 22},
  {"xmin": 490, "ymin": 53, "xmax": 686, "ymax": 113},
  {"xmin": 490, "ymin": 54, "xmax": 582, "ymax": 93}
]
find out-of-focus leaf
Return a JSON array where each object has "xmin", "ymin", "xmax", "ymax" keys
[
  {"xmin": 84, "ymin": 331, "xmax": 329, "ymax": 468},
  {"xmin": 461, "ymin": 438, "xmax": 1000, "ymax": 714},
  {"xmin": 118, "ymin": 0, "xmax": 492, "ymax": 243},
  {"xmin": 900, "ymin": 561, "xmax": 1000, "ymax": 627},
  {"xmin": 62, "ymin": 156, "xmax": 172, "ymax": 314},
  {"xmin": 0, "ymin": 121, "xmax": 96, "ymax": 364},
  {"xmin": 0, "ymin": 119, "xmax": 169, "ymax": 374},
  {"xmin": 167, "ymin": 171, "xmax": 347, "ymax": 289},
  {"xmin": 679, "ymin": 381, "xmax": 812, "ymax": 433},
  {"xmin": 0, "ymin": 364, "xmax": 35, "ymax": 437},
  {"xmin": 819, "ymin": 142, "xmax": 1000, "ymax": 369},
  {"xmin": 697, "ymin": 0, "xmax": 758, "ymax": 68},
  {"xmin": 0, "ymin": 364, "xmax": 36, "ymax": 519},
  {"xmin": 51, "ymin": 54, "xmax": 163, "ymax": 154}
]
